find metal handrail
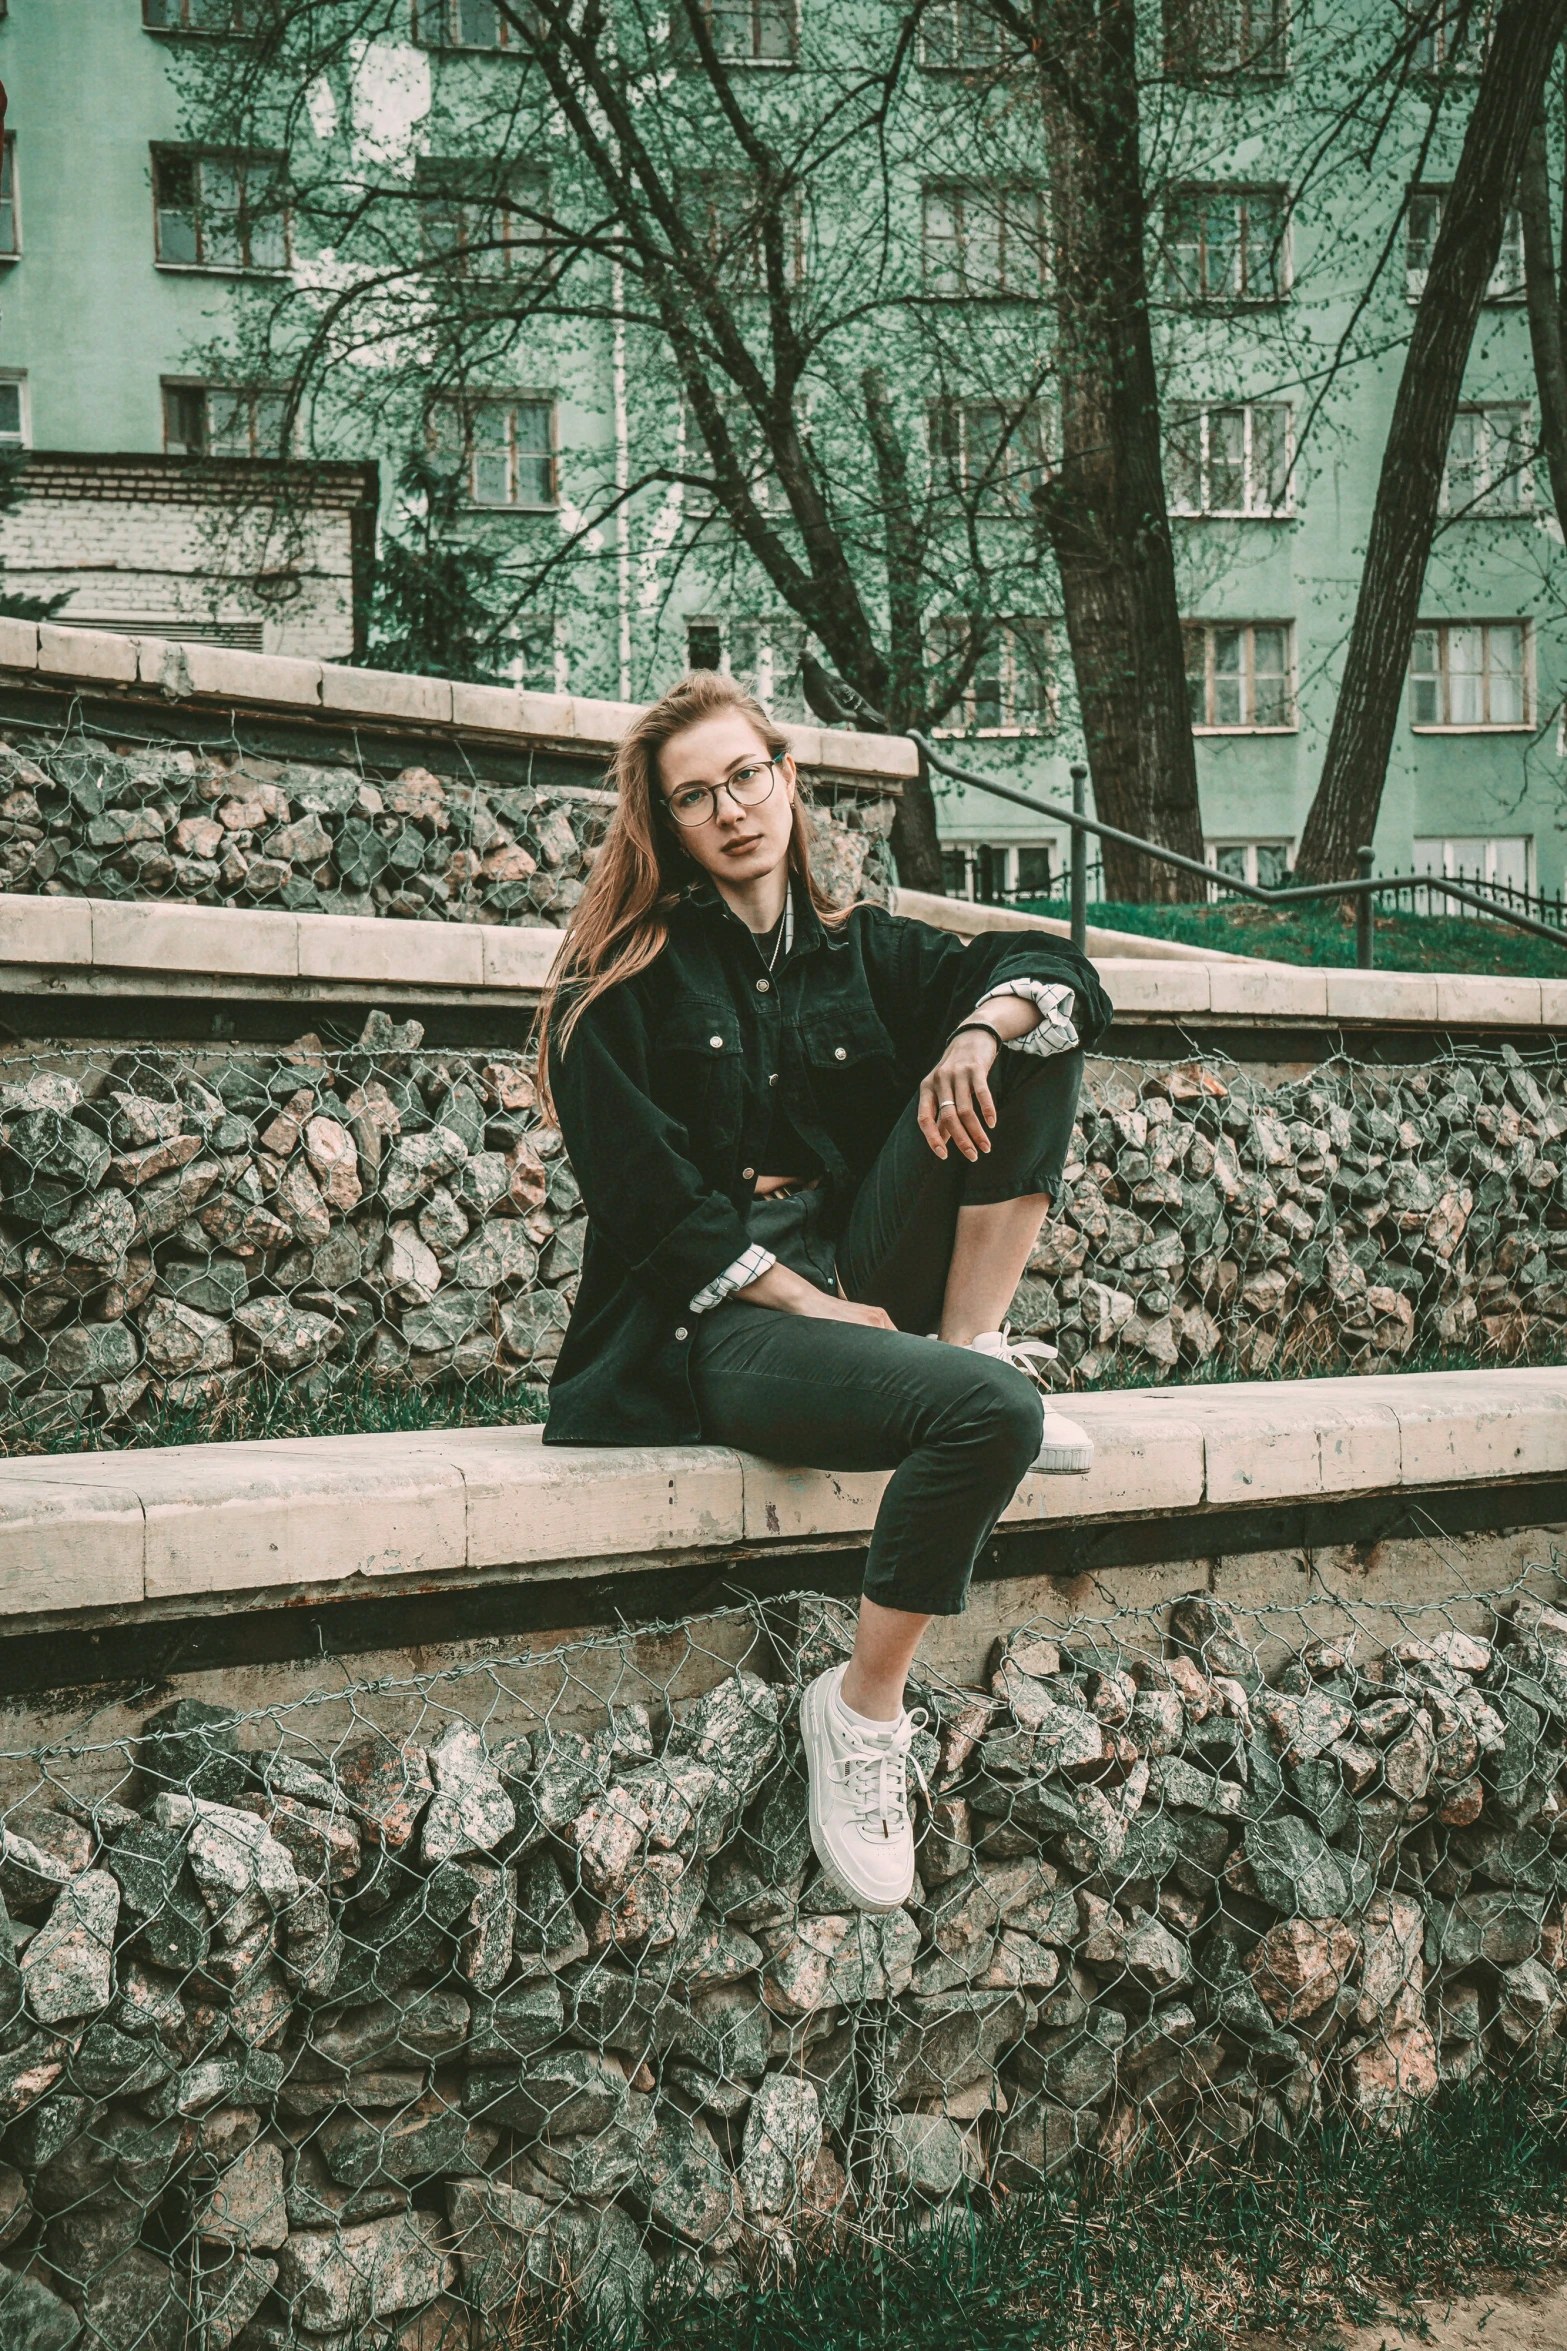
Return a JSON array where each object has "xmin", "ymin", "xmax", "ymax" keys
[{"xmin": 910, "ymin": 734, "xmax": 1567, "ymax": 967}]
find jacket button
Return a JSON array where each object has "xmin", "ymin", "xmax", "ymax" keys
[
  {"xmin": 755, "ymin": 976, "xmax": 771, "ymax": 993},
  {"xmin": 769, "ymin": 1072, "xmax": 778, "ymax": 1086},
  {"xmin": 675, "ymin": 1326, "xmax": 689, "ymax": 1342},
  {"xmin": 709, "ymin": 1035, "xmax": 724, "ymax": 1050},
  {"xmin": 742, "ymin": 1166, "xmax": 755, "ymax": 1180},
  {"xmin": 834, "ymin": 1046, "xmax": 847, "ymax": 1061}
]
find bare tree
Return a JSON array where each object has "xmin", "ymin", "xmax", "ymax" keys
[
  {"xmin": 1294, "ymin": 0, "xmax": 1567, "ymax": 883},
  {"xmin": 983, "ymin": 0, "xmax": 1205, "ymax": 901}
]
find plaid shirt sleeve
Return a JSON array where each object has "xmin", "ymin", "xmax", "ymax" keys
[
  {"xmin": 973, "ymin": 980, "xmax": 1080, "ymax": 1057},
  {"xmin": 690, "ymin": 1244, "xmax": 777, "ymax": 1315}
]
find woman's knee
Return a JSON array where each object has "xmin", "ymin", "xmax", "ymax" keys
[{"xmin": 949, "ymin": 1358, "xmax": 1043, "ymax": 1476}]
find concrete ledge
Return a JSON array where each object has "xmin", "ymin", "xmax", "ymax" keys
[
  {"xmin": 3, "ymin": 892, "xmax": 1564, "ymax": 1030},
  {"xmin": 3, "ymin": 1369, "xmax": 1564, "ymax": 1632},
  {"xmin": 3, "ymin": 626, "xmax": 916, "ymax": 788}
]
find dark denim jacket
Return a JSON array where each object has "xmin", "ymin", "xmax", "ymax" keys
[{"xmin": 543, "ymin": 885, "xmax": 1112, "ymax": 1445}]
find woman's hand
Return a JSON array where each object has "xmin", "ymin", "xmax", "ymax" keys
[
  {"xmin": 737, "ymin": 1261, "xmax": 895, "ymax": 1328},
  {"xmin": 919, "ymin": 1027, "xmax": 1001, "ymax": 1161}
]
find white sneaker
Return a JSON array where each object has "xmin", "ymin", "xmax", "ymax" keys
[
  {"xmin": 799, "ymin": 1666, "xmax": 926, "ymax": 1912},
  {"xmin": 968, "ymin": 1327, "xmax": 1094, "ymax": 1474}
]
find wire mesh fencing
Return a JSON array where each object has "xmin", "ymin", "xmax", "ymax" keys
[
  {"xmin": 2, "ymin": 1021, "xmax": 1565, "ymax": 1451},
  {"xmin": 0, "ymin": 1556, "xmax": 1564, "ymax": 2348},
  {"xmin": 0, "ymin": 707, "xmax": 897, "ymax": 931}
]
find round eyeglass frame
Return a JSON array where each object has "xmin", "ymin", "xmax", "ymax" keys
[{"xmin": 662, "ymin": 756, "xmax": 781, "ymax": 829}]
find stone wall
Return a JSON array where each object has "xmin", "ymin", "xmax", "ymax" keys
[
  {"xmin": 0, "ymin": 735, "xmax": 896, "ymax": 928},
  {"xmin": 1, "ymin": 1027, "xmax": 1563, "ymax": 1440},
  {"xmin": 0, "ymin": 1572, "xmax": 1564, "ymax": 2348}
]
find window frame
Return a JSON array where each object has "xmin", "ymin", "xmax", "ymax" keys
[
  {"xmin": 918, "ymin": 0, "xmax": 1012, "ymax": 69},
  {"xmin": 1166, "ymin": 400, "xmax": 1294, "ymax": 517},
  {"xmin": 671, "ymin": 0, "xmax": 799, "ymax": 66},
  {"xmin": 1164, "ymin": 183, "xmax": 1290, "ymax": 307},
  {"xmin": 1163, "ymin": 0, "xmax": 1290, "ymax": 82},
  {"xmin": 1183, "ymin": 618, "xmax": 1297, "ymax": 731},
  {"xmin": 162, "ymin": 379, "xmax": 293, "ymax": 460},
  {"xmin": 932, "ymin": 398, "xmax": 1052, "ymax": 514},
  {"xmin": 429, "ymin": 394, "xmax": 559, "ymax": 510},
  {"xmin": 1408, "ymin": 619, "xmax": 1533, "ymax": 731},
  {"xmin": 412, "ymin": 0, "xmax": 542, "ymax": 50},
  {"xmin": 1204, "ymin": 838, "xmax": 1294, "ymax": 894},
  {"xmin": 151, "ymin": 145, "xmax": 290, "ymax": 274},
  {"xmin": 1441, "ymin": 402, "xmax": 1533, "ymax": 518},
  {"xmin": 929, "ymin": 616, "xmax": 1060, "ymax": 735},
  {"xmin": 0, "ymin": 371, "xmax": 30, "ymax": 449},
  {"xmin": 1406, "ymin": 185, "xmax": 1524, "ymax": 303},
  {"xmin": 0, "ymin": 136, "xmax": 19, "ymax": 262},
  {"xmin": 142, "ymin": 0, "xmax": 254, "ymax": 31},
  {"xmin": 921, "ymin": 180, "xmax": 1048, "ymax": 298},
  {"xmin": 1409, "ymin": 0, "xmax": 1494, "ymax": 75},
  {"xmin": 417, "ymin": 158, "xmax": 549, "ymax": 276}
]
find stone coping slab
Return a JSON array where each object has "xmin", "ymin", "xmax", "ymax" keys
[
  {"xmin": 3, "ymin": 890, "xmax": 1563, "ymax": 1028},
  {"xmin": 4, "ymin": 620, "xmax": 918, "ymax": 784},
  {"xmin": 2, "ymin": 1368, "xmax": 1564, "ymax": 1627}
]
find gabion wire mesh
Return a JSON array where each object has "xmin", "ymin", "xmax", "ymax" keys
[
  {"xmin": 0, "ymin": 1559, "xmax": 1564, "ymax": 2348},
  {"xmin": 1, "ymin": 1026, "xmax": 1564, "ymax": 1450},
  {"xmin": 0, "ymin": 708, "xmax": 896, "ymax": 928}
]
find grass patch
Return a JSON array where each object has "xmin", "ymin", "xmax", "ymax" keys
[
  {"xmin": 613, "ymin": 2080, "xmax": 1567, "ymax": 2351},
  {"xmin": 1021, "ymin": 894, "xmax": 1567, "ymax": 976}
]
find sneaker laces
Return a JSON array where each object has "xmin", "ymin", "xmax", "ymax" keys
[
  {"xmin": 837, "ymin": 1709, "xmax": 929, "ymax": 1841},
  {"xmin": 978, "ymin": 1322, "xmax": 1059, "ymax": 1382}
]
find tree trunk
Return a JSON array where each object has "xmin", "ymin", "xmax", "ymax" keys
[
  {"xmin": 1521, "ymin": 102, "xmax": 1567, "ymax": 546},
  {"xmin": 862, "ymin": 365, "xmax": 947, "ymax": 890},
  {"xmin": 1022, "ymin": 0, "xmax": 1207, "ymax": 903},
  {"xmin": 1294, "ymin": 0, "xmax": 1567, "ymax": 884}
]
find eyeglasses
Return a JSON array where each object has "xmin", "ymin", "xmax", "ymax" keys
[{"xmin": 662, "ymin": 757, "xmax": 780, "ymax": 829}]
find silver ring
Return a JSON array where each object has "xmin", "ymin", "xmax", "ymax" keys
[{"xmin": 937, "ymin": 1098, "xmax": 956, "ymax": 1110}]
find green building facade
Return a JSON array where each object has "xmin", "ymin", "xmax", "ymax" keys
[{"xmin": 2, "ymin": 0, "xmax": 1561, "ymax": 907}]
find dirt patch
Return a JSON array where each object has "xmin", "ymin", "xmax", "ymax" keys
[{"xmin": 1246, "ymin": 2270, "xmax": 1567, "ymax": 2350}]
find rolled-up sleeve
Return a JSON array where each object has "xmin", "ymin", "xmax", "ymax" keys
[
  {"xmin": 974, "ymin": 979, "xmax": 1080, "ymax": 1056},
  {"xmin": 551, "ymin": 991, "xmax": 753, "ymax": 1310}
]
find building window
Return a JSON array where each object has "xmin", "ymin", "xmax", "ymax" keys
[
  {"xmin": 1407, "ymin": 187, "xmax": 1523, "ymax": 302},
  {"xmin": 942, "ymin": 841, "xmax": 1065, "ymax": 904},
  {"xmin": 687, "ymin": 175, "xmax": 804, "ymax": 291},
  {"xmin": 1184, "ymin": 620, "xmax": 1294, "ymax": 728},
  {"xmin": 1207, "ymin": 839, "xmax": 1292, "ymax": 891},
  {"xmin": 0, "ymin": 374, "xmax": 28, "ymax": 447},
  {"xmin": 163, "ymin": 382, "xmax": 290, "ymax": 458},
  {"xmin": 1409, "ymin": 621, "xmax": 1529, "ymax": 727},
  {"xmin": 431, "ymin": 398, "xmax": 557, "ymax": 507},
  {"xmin": 1410, "ymin": 0, "xmax": 1492, "ymax": 73},
  {"xmin": 418, "ymin": 161, "xmax": 547, "ymax": 274},
  {"xmin": 1413, "ymin": 833, "xmax": 1533, "ymax": 912},
  {"xmin": 1442, "ymin": 403, "xmax": 1531, "ymax": 517},
  {"xmin": 680, "ymin": 617, "xmax": 806, "ymax": 715},
  {"xmin": 933, "ymin": 400, "xmax": 1050, "ymax": 512},
  {"xmin": 923, "ymin": 183, "xmax": 1047, "ymax": 297},
  {"xmin": 413, "ymin": 0, "xmax": 541, "ymax": 47},
  {"xmin": 143, "ymin": 0, "xmax": 254, "ymax": 29},
  {"xmin": 152, "ymin": 148, "xmax": 288, "ymax": 272},
  {"xmin": 931, "ymin": 618, "xmax": 1058, "ymax": 732},
  {"xmin": 673, "ymin": 0, "xmax": 797, "ymax": 62},
  {"xmin": 1164, "ymin": 0, "xmax": 1288, "ymax": 78},
  {"xmin": 1165, "ymin": 185, "xmax": 1287, "ymax": 305},
  {"xmin": 1166, "ymin": 402, "xmax": 1291, "ymax": 515},
  {"xmin": 0, "ymin": 139, "xmax": 18, "ymax": 260},
  {"xmin": 920, "ymin": 0, "xmax": 1011, "ymax": 67}
]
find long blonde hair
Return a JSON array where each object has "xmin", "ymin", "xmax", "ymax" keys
[{"xmin": 534, "ymin": 670, "xmax": 841, "ymax": 1117}]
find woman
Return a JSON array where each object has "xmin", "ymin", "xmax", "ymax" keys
[{"xmin": 537, "ymin": 672, "xmax": 1112, "ymax": 1912}]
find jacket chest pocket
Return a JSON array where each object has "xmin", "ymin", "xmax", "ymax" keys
[
  {"xmin": 653, "ymin": 1006, "xmax": 745, "ymax": 1137},
  {"xmin": 803, "ymin": 1008, "xmax": 898, "ymax": 1088}
]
